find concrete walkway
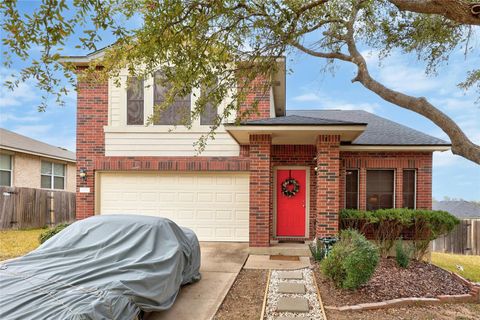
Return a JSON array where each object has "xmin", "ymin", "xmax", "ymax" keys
[{"xmin": 146, "ymin": 242, "xmax": 249, "ymax": 320}]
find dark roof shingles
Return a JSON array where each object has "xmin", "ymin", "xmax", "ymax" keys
[
  {"xmin": 240, "ymin": 115, "xmax": 364, "ymax": 125},
  {"xmin": 286, "ymin": 110, "xmax": 450, "ymax": 146}
]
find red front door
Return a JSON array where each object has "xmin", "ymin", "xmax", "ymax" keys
[{"xmin": 276, "ymin": 169, "xmax": 306, "ymax": 237}]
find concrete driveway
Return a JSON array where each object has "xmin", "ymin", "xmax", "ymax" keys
[{"xmin": 146, "ymin": 242, "xmax": 249, "ymax": 320}]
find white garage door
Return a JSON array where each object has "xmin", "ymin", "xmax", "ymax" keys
[{"xmin": 99, "ymin": 172, "xmax": 249, "ymax": 241}]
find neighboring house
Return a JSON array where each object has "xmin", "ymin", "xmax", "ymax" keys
[
  {"xmin": 0, "ymin": 128, "xmax": 76, "ymax": 192},
  {"xmin": 433, "ymin": 200, "xmax": 480, "ymax": 219},
  {"xmin": 62, "ymin": 50, "xmax": 450, "ymax": 248}
]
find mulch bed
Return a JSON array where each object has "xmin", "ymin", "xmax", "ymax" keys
[
  {"xmin": 314, "ymin": 257, "xmax": 470, "ymax": 307},
  {"xmin": 213, "ymin": 269, "xmax": 268, "ymax": 320},
  {"xmin": 325, "ymin": 303, "xmax": 480, "ymax": 320}
]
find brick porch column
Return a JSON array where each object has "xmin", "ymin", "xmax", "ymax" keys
[
  {"xmin": 316, "ymin": 135, "xmax": 341, "ymax": 237},
  {"xmin": 76, "ymin": 79, "xmax": 108, "ymax": 220},
  {"xmin": 249, "ymin": 134, "xmax": 271, "ymax": 247}
]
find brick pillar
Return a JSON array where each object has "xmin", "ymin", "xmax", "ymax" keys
[
  {"xmin": 249, "ymin": 134, "xmax": 271, "ymax": 247},
  {"xmin": 359, "ymin": 167, "xmax": 367, "ymax": 210},
  {"xmin": 238, "ymin": 74, "xmax": 272, "ymax": 121},
  {"xmin": 76, "ymin": 78, "xmax": 108, "ymax": 220},
  {"xmin": 316, "ymin": 135, "xmax": 341, "ymax": 237},
  {"xmin": 395, "ymin": 168, "xmax": 403, "ymax": 208}
]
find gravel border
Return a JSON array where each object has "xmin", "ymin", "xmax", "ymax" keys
[{"xmin": 265, "ymin": 268, "xmax": 324, "ymax": 320}]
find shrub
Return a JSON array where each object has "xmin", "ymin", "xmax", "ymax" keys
[
  {"xmin": 395, "ymin": 239, "xmax": 412, "ymax": 268},
  {"xmin": 309, "ymin": 239, "xmax": 326, "ymax": 262},
  {"xmin": 340, "ymin": 209, "xmax": 459, "ymax": 259},
  {"xmin": 321, "ymin": 229, "xmax": 379, "ymax": 290},
  {"xmin": 39, "ymin": 223, "xmax": 70, "ymax": 244}
]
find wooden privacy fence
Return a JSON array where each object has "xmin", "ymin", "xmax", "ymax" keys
[
  {"xmin": 432, "ymin": 219, "xmax": 480, "ymax": 255},
  {"xmin": 0, "ymin": 186, "xmax": 76, "ymax": 229}
]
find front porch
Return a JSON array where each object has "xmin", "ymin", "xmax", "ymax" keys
[
  {"xmin": 225, "ymin": 116, "xmax": 368, "ymax": 248},
  {"xmin": 247, "ymin": 134, "xmax": 344, "ymax": 247}
]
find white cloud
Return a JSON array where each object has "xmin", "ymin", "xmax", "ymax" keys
[
  {"xmin": 0, "ymin": 113, "xmax": 41, "ymax": 124},
  {"xmin": 433, "ymin": 150, "xmax": 457, "ymax": 167},
  {"xmin": 13, "ymin": 124, "xmax": 53, "ymax": 136},
  {"xmin": 0, "ymin": 68, "xmax": 40, "ymax": 108},
  {"xmin": 290, "ymin": 89, "xmax": 379, "ymax": 113},
  {"xmin": 292, "ymin": 92, "xmax": 323, "ymax": 102}
]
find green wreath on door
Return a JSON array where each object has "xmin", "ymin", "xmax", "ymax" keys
[{"xmin": 281, "ymin": 178, "xmax": 300, "ymax": 197}]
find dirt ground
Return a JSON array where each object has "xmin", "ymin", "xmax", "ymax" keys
[{"xmin": 213, "ymin": 269, "xmax": 268, "ymax": 320}]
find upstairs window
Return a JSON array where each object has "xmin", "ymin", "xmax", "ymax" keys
[
  {"xmin": 403, "ymin": 169, "xmax": 416, "ymax": 209},
  {"xmin": 153, "ymin": 71, "xmax": 191, "ymax": 125},
  {"xmin": 345, "ymin": 169, "xmax": 359, "ymax": 209},
  {"xmin": 126, "ymin": 77, "xmax": 144, "ymax": 125},
  {"xmin": 200, "ymin": 87, "xmax": 218, "ymax": 125},
  {"xmin": 0, "ymin": 154, "xmax": 12, "ymax": 186},
  {"xmin": 366, "ymin": 170, "xmax": 394, "ymax": 210},
  {"xmin": 41, "ymin": 161, "xmax": 65, "ymax": 190}
]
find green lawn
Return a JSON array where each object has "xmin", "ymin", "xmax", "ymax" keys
[
  {"xmin": 0, "ymin": 229, "xmax": 43, "ymax": 261},
  {"xmin": 431, "ymin": 252, "xmax": 480, "ymax": 283}
]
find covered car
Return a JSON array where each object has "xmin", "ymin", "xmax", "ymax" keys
[{"xmin": 0, "ymin": 214, "xmax": 201, "ymax": 320}]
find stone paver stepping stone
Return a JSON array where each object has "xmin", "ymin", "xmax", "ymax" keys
[
  {"xmin": 277, "ymin": 297, "xmax": 309, "ymax": 312},
  {"xmin": 276, "ymin": 317, "xmax": 309, "ymax": 320},
  {"xmin": 277, "ymin": 270, "xmax": 303, "ymax": 279},
  {"xmin": 278, "ymin": 282, "xmax": 306, "ymax": 294}
]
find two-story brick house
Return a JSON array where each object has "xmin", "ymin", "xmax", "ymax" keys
[{"xmin": 62, "ymin": 50, "xmax": 450, "ymax": 248}]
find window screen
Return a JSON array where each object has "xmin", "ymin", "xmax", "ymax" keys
[
  {"xmin": 366, "ymin": 170, "xmax": 394, "ymax": 210},
  {"xmin": 403, "ymin": 170, "xmax": 416, "ymax": 209},
  {"xmin": 126, "ymin": 77, "xmax": 144, "ymax": 125},
  {"xmin": 153, "ymin": 71, "xmax": 191, "ymax": 125},
  {"xmin": 345, "ymin": 170, "xmax": 358, "ymax": 209}
]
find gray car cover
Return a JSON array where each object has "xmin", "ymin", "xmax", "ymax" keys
[{"xmin": 0, "ymin": 215, "xmax": 201, "ymax": 320}]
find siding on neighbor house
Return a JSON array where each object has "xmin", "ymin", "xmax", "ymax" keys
[
  {"xmin": 10, "ymin": 152, "xmax": 75, "ymax": 192},
  {"xmin": 104, "ymin": 73, "xmax": 273, "ymax": 157}
]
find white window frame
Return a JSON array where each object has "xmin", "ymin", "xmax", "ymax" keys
[
  {"xmin": 0, "ymin": 154, "xmax": 13, "ymax": 187},
  {"xmin": 41, "ymin": 161, "xmax": 66, "ymax": 190}
]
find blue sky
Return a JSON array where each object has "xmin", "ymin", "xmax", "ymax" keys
[{"xmin": 0, "ymin": 3, "xmax": 479, "ymax": 200}]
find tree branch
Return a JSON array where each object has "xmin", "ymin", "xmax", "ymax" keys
[
  {"xmin": 388, "ymin": 0, "xmax": 480, "ymax": 25},
  {"xmin": 291, "ymin": 40, "xmax": 352, "ymax": 62},
  {"xmin": 343, "ymin": 2, "xmax": 480, "ymax": 163}
]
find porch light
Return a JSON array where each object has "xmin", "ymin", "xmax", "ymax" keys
[{"xmin": 79, "ymin": 168, "xmax": 87, "ymax": 181}]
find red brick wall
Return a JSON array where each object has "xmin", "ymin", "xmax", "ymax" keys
[
  {"xmin": 238, "ymin": 75, "xmax": 271, "ymax": 121},
  {"xmin": 340, "ymin": 152, "xmax": 433, "ymax": 210},
  {"xmin": 271, "ymin": 145, "xmax": 317, "ymax": 239},
  {"xmin": 76, "ymin": 80, "xmax": 108, "ymax": 220},
  {"xmin": 249, "ymin": 134, "xmax": 271, "ymax": 247},
  {"xmin": 316, "ymin": 135, "xmax": 341, "ymax": 237}
]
